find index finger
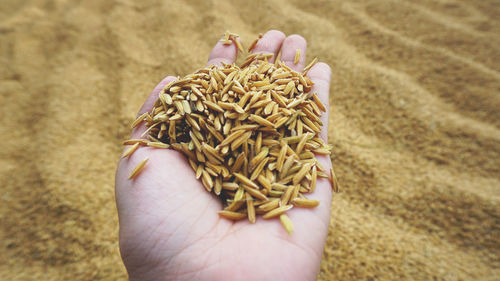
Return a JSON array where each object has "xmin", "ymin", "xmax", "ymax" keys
[
  {"xmin": 306, "ymin": 62, "xmax": 332, "ymax": 142},
  {"xmin": 207, "ymin": 36, "xmax": 239, "ymax": 67}
]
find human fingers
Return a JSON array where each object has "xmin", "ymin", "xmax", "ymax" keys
[
  {"xmin": 130, "ymin": 75, "xmax": 177, "ymax": 139},
  {"xmin": 250, "ymin": 30, "xmax": 286, "ymax": 63},
  {"xmin": 280, "ymin": 34, "xmax": 307, "ymax": 71},
  {"xmin": 206, "ymin": 35, "xmax": 239, "ymax": 67},
  {"xmin": 306, "ymin": 62, "xmax": 332, "ymax": 142},
  {"xmin": 292, "ymin": 62, "xmax": 333, "ymax": 229}
]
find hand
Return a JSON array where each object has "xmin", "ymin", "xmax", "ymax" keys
[{"xmin": 115, "ymin": 30, "xmax": 333, "ymax": 281}]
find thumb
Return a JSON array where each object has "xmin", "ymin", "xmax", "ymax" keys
[{"xmin": 130, "ymin": 76, "xmax": 177, "ymax": 139}]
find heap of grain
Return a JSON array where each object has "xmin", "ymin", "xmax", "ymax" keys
[{"xmin": 123, "ymin": 33, "xmax": 337, "ymax": 233}]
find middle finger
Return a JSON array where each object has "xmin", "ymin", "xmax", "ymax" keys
[
  {"xmin": 250, "ymin": 30, "xmax": 286, "ymax": 63},
  {"xmin": 280, "ymin": 34, "xmax": 307, "ymax": 72}
]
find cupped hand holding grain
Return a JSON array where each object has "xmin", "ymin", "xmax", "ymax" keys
[{"xmin": 115, "ymin": 30, "xmax": 333, "ymax": 281}]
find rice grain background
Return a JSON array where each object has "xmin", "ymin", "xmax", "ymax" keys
[{"xmin": 1, "ymin": 0, "xmax": 499, "ymax": 280}]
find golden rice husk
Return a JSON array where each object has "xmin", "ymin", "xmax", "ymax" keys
[{"xmin": 125, "ymin": 33, "xmax": 333, "ymax": 234}]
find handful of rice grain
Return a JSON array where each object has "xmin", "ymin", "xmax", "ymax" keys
[{"xmin": 124, "ymin": 33, "xmax": 336, "ymax": 234}]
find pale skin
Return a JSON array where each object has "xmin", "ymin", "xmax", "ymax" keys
[{"xmin": 115, "ymin": 30, "xmax": 333, "ymax": 281}]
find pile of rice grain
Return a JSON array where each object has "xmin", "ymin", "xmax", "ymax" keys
[{"xmin": 123, "ymin": 35, "xmax": 337, "ymax": 233}]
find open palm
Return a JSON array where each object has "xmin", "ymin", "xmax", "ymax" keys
[{"xmin": 115, "ymin": 30, "xmax": 333, "ymax": 281}]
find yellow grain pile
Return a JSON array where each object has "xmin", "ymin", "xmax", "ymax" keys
[{"xmin": 123, "ymin": 40, "xmax": 337, "ymax": 232}]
